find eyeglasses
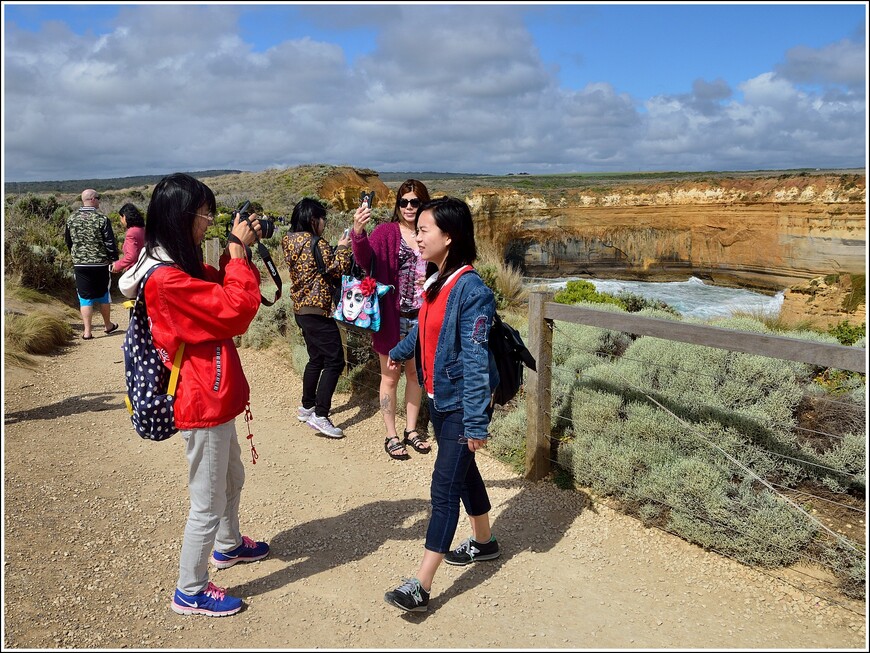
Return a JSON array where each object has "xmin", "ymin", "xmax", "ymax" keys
[
  {"xmin": 93, "ymin": 194, "xmax": 101, "ymax": 200},
  {"xmin": 398, "ymin": 198, "xmax": 421, "ymax": 209},
  {"xmin": 191, "ymin": 211, "xmax": 215, "ymax": 223}
]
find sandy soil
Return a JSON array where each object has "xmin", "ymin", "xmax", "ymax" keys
[{"xmin": 2, "ymin": 303, "xmax": 866, "ymax": 650}]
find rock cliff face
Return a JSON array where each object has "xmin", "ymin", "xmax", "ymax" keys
[
  {"xmin": 780, "ymin": 274, "xmax": 866, "ymax": 329},
  {"xmin": 317, "ymin": 167, "xmax": 393, "ymax": 211},
  {"xmin": 466, "ymin": 174, "xmax": 866, "ymax": 291}
]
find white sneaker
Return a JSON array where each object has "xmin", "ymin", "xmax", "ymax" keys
[
  {"xmin": 306, "ymin": 414, "xmax": 344, "ymax": 438},
  {"xmin": 296, "ymin": 406, "xmax": 315, "ymax": 422}
]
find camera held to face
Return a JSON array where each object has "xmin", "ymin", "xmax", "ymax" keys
[{"xmin": 234, "ymin": 200, "xmax": 275, "ymax": 239}]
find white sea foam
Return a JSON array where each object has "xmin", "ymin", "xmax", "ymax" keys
[{"xmin": 528, "ymin": 276, "xmax": 785, "ymax": 320}]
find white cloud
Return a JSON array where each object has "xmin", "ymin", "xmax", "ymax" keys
[{"xmin": 2, "ymin": 4, "xmax": 865, "ymax": 180}]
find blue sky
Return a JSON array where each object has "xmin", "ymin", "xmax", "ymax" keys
[{"xmin": 2, "ymin": 2, "xmax": 867, "ymax": 181}]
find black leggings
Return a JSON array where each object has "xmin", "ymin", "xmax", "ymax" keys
[{"xmin": 294, "ymin": 313, "xmax": 345, "ymax": 417}]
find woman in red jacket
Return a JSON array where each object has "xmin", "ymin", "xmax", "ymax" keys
[
  {"xmin": 119, "ymin": 173, "xmax": 269, "ymax": 618},
  {"xmin": 351, "ymin": 179, "xmax": 432, "ymax": 460}
]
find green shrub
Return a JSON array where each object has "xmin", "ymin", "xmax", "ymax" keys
[
  {"xmin": 549, "ymin": 311, "xmax": 864, "ymax": 591},
  {"xmin": 239, "ymin": 283, "xmax": 294, "ymax": 350},
  {"xmin": 554, "ymin": 280, "xmax": 623, "ymax": 308},
  {"xmin": 4, "ymin": 195, "xmax": 77, "ymax": 300},
  {"xmin": 828, "ymin": 320, "xmax": 866, "ymax": 346},
  {"xmin": 817, "ymin": 433, "xmax": 866, "ymax": 492},
  {"xmin": 615, "ymin": 291, "xmax": 679, "ymax": 315},
  {"xmin": 488, "ymin": 400, "xmax": 528, "ymax": 474}
]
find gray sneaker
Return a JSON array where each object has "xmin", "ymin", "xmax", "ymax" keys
[
  {"xmin": 306, "ymin": 414, "xmax": 344, "ymax": 438},
  {"xmin": 296, "ymin": 406, "xmax": 315, "ymax": 422}
]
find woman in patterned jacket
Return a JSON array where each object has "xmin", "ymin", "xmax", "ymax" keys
[{"xmin": 281, "ymin": 198, "xmax": 352, "ymax": 438}]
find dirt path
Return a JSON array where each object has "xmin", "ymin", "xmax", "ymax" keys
[{"xmin": 2, "ymin": 305, "xmax": 866, "ymax": 649}]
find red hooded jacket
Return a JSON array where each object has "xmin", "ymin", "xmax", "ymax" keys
[{"xmin": 143, "ymin": 258, "xmax": 261, "ymax": 430}]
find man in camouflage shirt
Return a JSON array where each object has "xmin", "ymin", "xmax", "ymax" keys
[{"xmin": 64, "ymin": 189, "xmax": 119, "ymax": 339}]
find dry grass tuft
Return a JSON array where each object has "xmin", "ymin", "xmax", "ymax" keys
[
  {"xmin": 5, "ymin": 312, "xmax": 73, "ymax": 356},
  {"xmin": 477, "ymin": 240, "xmax": 528, "ymax": 309}
]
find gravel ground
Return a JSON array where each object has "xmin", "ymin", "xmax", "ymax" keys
[{"xmin": 2, "ymin": 308, "xmax": 866, "ymax": 649}]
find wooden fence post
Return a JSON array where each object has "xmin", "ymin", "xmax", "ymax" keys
[
  {"xmin": 204, "ymin": 237, "xmax": 220, "ymax": 269},
  {"xmin": 525, "ymin": 291, "xmax": 553, "ymax": 481}
]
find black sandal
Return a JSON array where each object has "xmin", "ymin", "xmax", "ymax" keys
[
  {"xmin": 403, "ymin": 429, "xmax": 431, "ymax": 454},
  {"xmin": 384, "ymin": 436, "xmax": 410, "ymax": 460}
]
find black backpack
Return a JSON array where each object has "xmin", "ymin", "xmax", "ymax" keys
[{"xmin": 489, "ymin": 312, "xmax": 536, "ymax": 406}]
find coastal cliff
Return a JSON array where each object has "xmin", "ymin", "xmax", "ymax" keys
[{"xmin": 465, "ymin": 174, "xmax": 865, "ymax": 292}]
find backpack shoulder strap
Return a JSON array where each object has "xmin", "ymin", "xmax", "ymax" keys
[
  {"xmin": 135, "ymin": 263, "xmax": 186, "ymax": 381},
  {"xmin": 136, "ymin": 263, "xmax": 169, "ymax": 302},
  {"xmin": 311, "ymin": 235, "xmax": 328, "ymax": 276}
]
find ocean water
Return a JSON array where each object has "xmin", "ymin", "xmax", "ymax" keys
[{"xmin": 531, "ymin": 276, "xmax": 785, "ymax": 321}]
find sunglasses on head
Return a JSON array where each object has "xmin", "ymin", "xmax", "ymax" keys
[{"xmin": 398, "ymin": 198, "xmax": 421, "ymax": 209}]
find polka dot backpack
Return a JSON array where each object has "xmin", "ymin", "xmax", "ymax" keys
[{"xmin": 122, "ymin": 264, "xmax": 185, "ymax": 441}]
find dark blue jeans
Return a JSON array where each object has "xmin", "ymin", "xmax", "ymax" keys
[{"xmin": 425, "ymin": 406, "xmax": 492, "ymax": 553}]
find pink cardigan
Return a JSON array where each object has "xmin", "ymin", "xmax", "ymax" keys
[
  {"xmin": 351, "ymin": 222, "xmax": 402, "ymax": 355},
  {"xmin": 113, "ymin": 226, "xmax": 145, "ymax": 273}
]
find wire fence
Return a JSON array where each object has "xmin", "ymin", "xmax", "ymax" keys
[{"xmin": 513, "ymin": 293, "xmax": 866, "ymax": 603}]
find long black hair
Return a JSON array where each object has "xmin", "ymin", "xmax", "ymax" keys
[
  {"xmin": 290, "ymin": 198, "xmax": 327, "ymax": 234},
  {"xmin": 419, "ymin": 196, "xmax": 477, "ymax": 302},
  {"xmin": 118, "ymin": 202, "xmax": 145, "ymax": 228},
  {"xmin": 144, "ymin": 172, "xmax": 216, "ymax": 280}
]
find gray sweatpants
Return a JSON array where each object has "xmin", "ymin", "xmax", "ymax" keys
[{"xmin": 176, "ymin": 420, "xmax": 245, "ymax": 595}]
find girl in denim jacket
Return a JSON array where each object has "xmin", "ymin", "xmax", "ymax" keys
[{"xmin": 384, "ymin": 197, "xmax": 502, "ymax": 612}]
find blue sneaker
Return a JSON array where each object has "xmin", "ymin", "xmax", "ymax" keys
[
  {"xmin": 211, "ymin": 535, "xmax": 270, "ymax": 569},
  {"xmin": 171, "ymin": 582, "xmax": 242, "ymax": 617}
]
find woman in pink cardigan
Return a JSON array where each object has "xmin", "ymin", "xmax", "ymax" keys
[
  {"xmin": 351, "ymin": 179, "xmax": 432, "ymax": 460},
  {"xmin": 110, "ymin": 203, "xmax": 146, "ymax": 274}
]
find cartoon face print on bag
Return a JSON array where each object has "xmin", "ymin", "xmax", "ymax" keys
[
  {"xmin": 336, "ymin": 276, "xmax": 390, "ymax": 331},
  {"xmin": 341, "ymin": 283, "xmax": 368, "ymax": 322}
]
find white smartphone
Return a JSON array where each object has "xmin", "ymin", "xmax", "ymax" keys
[{"xmin": 342, "ymin": 227, "xmax": 351, "ymax": 239}]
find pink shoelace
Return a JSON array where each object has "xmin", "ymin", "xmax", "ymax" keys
[
  {"xmin": 240, "ymin": 535, "xmax": 256, "ymax": 549},
  {"xmin": 204, "ymin": 582, "xmax": 227, "ymax": 600}
]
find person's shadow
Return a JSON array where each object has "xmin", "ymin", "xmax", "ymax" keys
[
  {"xmin": 226, "ymin": 474, "xmax": 589, "ymax": 617},
  {"xmin": 329, "ymin": 358, "xmax": 381, "ymax": 431},
  {"xmin": 229, "ymin": 498, "xmax": 430, "ymax": 599},
  {"xmin": 330, "ymin": 359, "xmax": 431, "ymax": 436},
  {"xmin": 4, "ymin": 391, "xmax": 123, "ymax": 424},
  {"xmin": 398, "ymin": 475, "xmax": 592, "ymax": 619}
]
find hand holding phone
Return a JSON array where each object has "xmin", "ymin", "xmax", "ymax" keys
[
  {"xmin": 342, "ymin": 227, "xmax": 351, "ymax": 239},
  {"xmin": 359, "ymin": 190, "xmax": 375, "ymax": 209}
]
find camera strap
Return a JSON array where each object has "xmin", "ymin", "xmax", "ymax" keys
[
  {"xmin": 255, "ymin": 240, "xmax": 282, "ymax": 306},
  {"xmin": 227, "ymin": 230, "xmax": 282, "ymax": 307}
]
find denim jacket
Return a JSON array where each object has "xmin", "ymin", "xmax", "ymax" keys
[{"xmin": 389, "ymin": 270, "xmax": 499, "ymax": 440}]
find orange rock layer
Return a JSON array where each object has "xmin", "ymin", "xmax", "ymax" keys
[{"xmin": 466, "ymin": 174, "xmax": 865, "ymax": 292}]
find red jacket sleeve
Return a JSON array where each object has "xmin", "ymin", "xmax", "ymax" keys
[{"xmin": 146, "ymin": 259, "xmax": 261, "ymax": 350}]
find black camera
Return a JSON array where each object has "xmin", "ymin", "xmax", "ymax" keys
[
  {"xmin": 229, "ymin": 200, "xmax": 282, "ymax": 307},
  {"xmin": 235, "ymin": 201, "xmax": 275, "ymax": 239}
]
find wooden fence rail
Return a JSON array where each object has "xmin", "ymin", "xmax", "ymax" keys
[{"xmin": 523, "ymin": 291, "xmax": 866, "ymax": 481}]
